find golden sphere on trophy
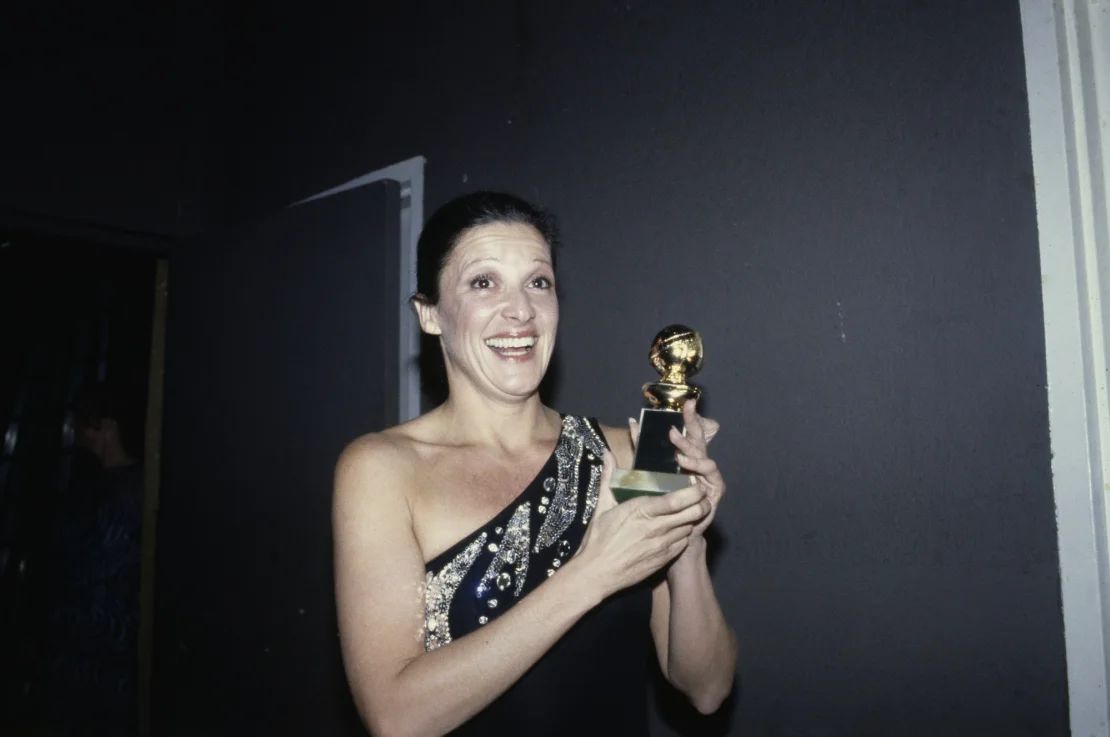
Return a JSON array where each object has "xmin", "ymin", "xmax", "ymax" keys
[{"xmin": 644, "ymin": 325, "xmax": 703, "ymax": 411}]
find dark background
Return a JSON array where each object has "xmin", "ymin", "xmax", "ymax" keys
[
  {"xmin": 1, "ymin": 1, "xmax": 1065, "ymax": 735},
  {"xmin": 0, "ymin": 236, "xmax": 157, "ymax": 734}
]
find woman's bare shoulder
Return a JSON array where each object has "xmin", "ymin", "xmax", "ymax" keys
[
  {"xmin": 333, "ymin": 417, "xmax": 438, "ymax": 508},
  {"xmin": 338, "ymin": 430, "xmax": 411, "ymax": 476}
]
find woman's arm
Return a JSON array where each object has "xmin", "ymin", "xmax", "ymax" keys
[
  {"xmin": 650, "ymin": 541, "xmax": 737, "ymax": 714},
  {"xmin": 334, "ymin": 435, "xmax": 709, "ymax": 737},
  {"xmin": 653, "ymin": 401, "xmax": 737, "ymax": 712},
  {"xmin": 607, "ymin": 404, "xmax": 738, "ymax": 714}
]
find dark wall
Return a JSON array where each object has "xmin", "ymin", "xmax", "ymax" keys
[
  {"xmin": 0, "ymin": 2, "xmax": 223, "ymax": 236},
  {"xmin": 6, "ymin": 1, "xmax": 1065, "ymax": 735},
  {"xmin": 204, "ymin": 1, "xmax": 1063, "ymax": 734}
]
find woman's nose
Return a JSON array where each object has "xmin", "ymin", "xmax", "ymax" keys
[{"xmin": 501, "ymin": 288, "xmax": 535, "ymax": 321}]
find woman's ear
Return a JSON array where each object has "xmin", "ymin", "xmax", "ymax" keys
[{"xmin": 411, "ymin": 296, "xmax": 442, "ymax": 336}]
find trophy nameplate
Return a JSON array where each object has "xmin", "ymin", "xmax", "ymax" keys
[{"xmin": 611, "ymin": 325, "xmax": 704, "ymax": 502}]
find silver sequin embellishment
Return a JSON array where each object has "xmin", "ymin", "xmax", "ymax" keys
[
  {"xmin": 581, "ymin": 461, "xmax": 603, "ymax": 526},
  {"xmin": 534, "ymin": 417, "xmax": 606, "ymax": 551},
  {"xmin": 423, "ymin": 533, "xmax": 487, "ymax": 651},
  {"xmin": 424, "ymin": 417, "xmax": 604, "ymax": 651},
  {"xmin": 477, "ymin": 502, "xmax": 531, "ymax": 598}
]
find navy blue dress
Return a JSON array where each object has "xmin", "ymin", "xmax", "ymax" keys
[{"xmin": 422, "ymin": 415, "xmax": 653, "ymax": 736}]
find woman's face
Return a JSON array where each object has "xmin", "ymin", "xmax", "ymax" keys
[{"xmin": 418, "ymin": 221, "xmax": 558, "ymax": 404}]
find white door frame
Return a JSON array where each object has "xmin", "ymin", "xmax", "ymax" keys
[
  {"xmin": 290, "ymin": 156, "xmax": 426, "ymax": 422},
  {"xmin": 1020, "ymin": 2, "xmax": 1110, "ymax": 735}
]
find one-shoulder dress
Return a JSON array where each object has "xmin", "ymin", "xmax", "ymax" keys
[{"xmin": 422, "ymin": 415, "xmax": 653, "ymax": 736}]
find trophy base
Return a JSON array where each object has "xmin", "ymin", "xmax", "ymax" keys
[{"xmin": 610, "ymin": 468, "xmax": 692, "ymax": 503}]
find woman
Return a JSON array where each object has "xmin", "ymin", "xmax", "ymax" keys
[{"xmin": 333, "ymin": 192, "xmax": 736, "ymax": 737}]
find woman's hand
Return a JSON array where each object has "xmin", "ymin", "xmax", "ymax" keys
[
  {"xmin": 671, "ymin": 400, "xmax": 725, "ymax": 537},
  {"xmin": 571, "ymin": 450, "xmax": 711, "ymax": 600},
  {"xmin": 629, "ymin": 400, "xmax": 724, "ymax": 538}
]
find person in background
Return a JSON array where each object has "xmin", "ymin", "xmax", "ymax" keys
[{"xmin": 46, "ymin": 382, "xmax": 142, "ymax": 737}]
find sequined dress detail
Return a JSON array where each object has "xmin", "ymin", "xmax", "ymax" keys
[{"xmin": 422, "ymin": 415, "xmax": 652, "ymax": 737}]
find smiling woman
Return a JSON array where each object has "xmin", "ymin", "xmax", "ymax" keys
[
  {"xmin": 413, "ymin": 220, "xmax": 558, "ymax": 403},
  {"xmin": 332, "ymin": 192, "xmax": 736, "ymax": 737}
]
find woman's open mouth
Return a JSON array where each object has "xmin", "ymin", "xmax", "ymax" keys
[{"xmin": 484, "ymin": 335, "xmax": 537, "ymax": 358}]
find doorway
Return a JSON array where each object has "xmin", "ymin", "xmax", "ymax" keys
[
  {"xmin": 0, "ymin": 230, "xmax": 167, "ymax": 736},
  {"xmin": 153, "ymin": 179, "xmax": 402, "ymax": 735}
]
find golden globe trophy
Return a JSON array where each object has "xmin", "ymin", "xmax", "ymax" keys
[{"xmin": 610, "ymin": 325, "xmax": 704, "ymax": 502}]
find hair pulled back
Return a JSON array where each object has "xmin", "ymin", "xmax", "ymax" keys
[{"xmin": 414, "ymin": 191, "xmax": 559, "ymax": 305}]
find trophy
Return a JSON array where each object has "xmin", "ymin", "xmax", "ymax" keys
[{"xmin": 610, "ymin": 325, "xmax": 704, "ymax": 502}]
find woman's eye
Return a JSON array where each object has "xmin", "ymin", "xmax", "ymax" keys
[
  {"xmin": 530, "ymin": 276, "xmax": 553, "ymax": 289},
  {"xmin": 470, "ymin": 275, "xmax": 493, "ymax": 289}
]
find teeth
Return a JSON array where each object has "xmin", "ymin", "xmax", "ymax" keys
[{"xmin": 485, "ymin": 336, "xmax": 536, "ymax": 349}]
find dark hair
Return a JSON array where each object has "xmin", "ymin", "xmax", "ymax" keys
[{"xmin": 414, "ymin": 191, "xmax": 559, "ymax": 305}]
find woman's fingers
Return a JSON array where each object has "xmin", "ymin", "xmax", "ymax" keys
[
  {"xmin": 701, "ymin": 417, "xmax": 720, "ymax": 444},
  {"xmin": 636, "ymin": 484, "xmax": 703, "ymax": 516},
  {"xmin": 659, "ymin": 500, "xmax": 709, "ymax": 528},
  {"xmin": 682, "ymin": 400, "xmax": 707, "ymax": 446},
  {"xmin": 661, "ymin": 523, "xmax": 695, "ymax": 546},
  {"xmin": 670, "ymin": 431, "xmax": 723, "ymax": 482},
  {"xmin": 637, "ymin": 486, "xmax": 710, "ymax": 527},
  {"xmin": 667, "ymin": 423, "xmax": 725, "ymax": 492},
  {"xmin": 669, "ymin": 425, "xmax": 706, "ymax": 459},
  {"xmin": 676, "ymin": 452, "xmax": 719, "ymax": 478},
  {"xmin": 679, "ymin": 400, "xmax": 720, "ymax": 446}
]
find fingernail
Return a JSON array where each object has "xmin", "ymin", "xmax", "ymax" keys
[{"xmin": 676, "ymin": 452, "xmax": 687, "ymax": 461}]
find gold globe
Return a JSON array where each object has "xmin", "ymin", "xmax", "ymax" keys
[
  {"xmin": 643, "ymin": 325, "xmax": 703, "ymax": 410},
  {"xmin": 649, "ymin": 325, "xmax": 703, "ymax": 383}
]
